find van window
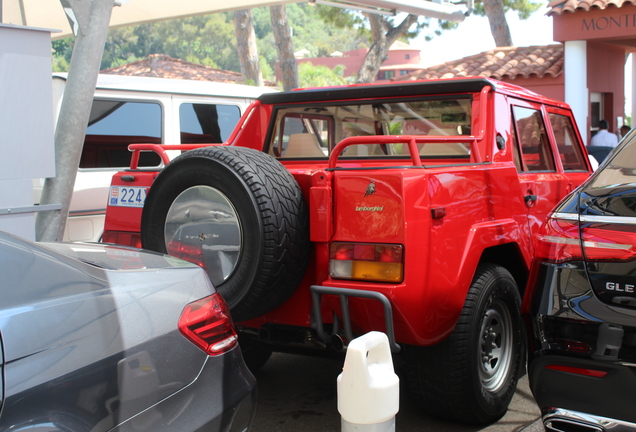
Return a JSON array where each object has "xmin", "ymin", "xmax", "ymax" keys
[
  {"xmin": 81, "ymin": 100, "xmax": 162, "ymax": 168},
  {"xmin": 179, "ymin": 103, "xmax": 241, "ymax": 144}
]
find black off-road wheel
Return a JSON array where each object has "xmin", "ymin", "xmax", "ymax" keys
[
  {"xmin": 403, "ymin": 263, "xmax": 524, "ymax": 425},
  {"xmin": 141, "ymin": 146, "xmax": 310, "ymax": 323}
]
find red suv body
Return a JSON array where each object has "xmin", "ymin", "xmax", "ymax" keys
[{"xmin": 103, "ymin": 77, "xmax": 592, "ymax": 424}]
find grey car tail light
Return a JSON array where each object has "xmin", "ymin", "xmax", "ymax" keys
[{"xmin": 179, "ymin": 293, "xmax": 238, "ymax": 356}]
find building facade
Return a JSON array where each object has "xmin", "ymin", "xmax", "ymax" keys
[
  {"xmin": 549, "ymin": 0, "xmax": 636, "ymax": 144},
  {"xmin": 291, "ymin": 41, "xmax": 428, "ymax": 83}
]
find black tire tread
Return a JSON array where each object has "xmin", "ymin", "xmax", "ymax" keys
[
  {"xmin": 141, "ymin": 146, "xmax": 310, "ymax": 322},
  {"xmin": 403, "ymin": 263, "xmax": 523, "ymax": 424}
]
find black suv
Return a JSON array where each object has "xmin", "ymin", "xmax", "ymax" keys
[{"xmin": 523, "ymin": 130, "xmax": 636, "ymax": 432}]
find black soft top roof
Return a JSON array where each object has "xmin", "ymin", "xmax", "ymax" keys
[{"xmin": 258, "ymin": 78, "xmax": 497, "ymax": 105}]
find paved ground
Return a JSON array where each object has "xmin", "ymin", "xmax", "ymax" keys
[{"xmin": 250, "ymin": 352, "xmax": 544, "ymax": 431}]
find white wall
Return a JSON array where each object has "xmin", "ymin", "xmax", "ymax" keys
[{"xmin": 0, "ymin": 24, "xmax": 55, "ymax": 240}]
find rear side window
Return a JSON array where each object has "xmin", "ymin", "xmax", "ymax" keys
[
  {"xmin": 268, "ymin": 98, "xmax": 472, "ymax": 159},
  {"xmin": 81, "ymin": 100, "xmax": 162, "ymax": 169},
  {"xmin": 179, "ymin": 103, "xmax": 241, "ymax": 144},
  {"xmin": 548, "ymin": 113, "xmax": 587, "ymax": 171},
  {"xmin": 512, "ymin": 106, "xmax": 555, "ymax": 172},
  {"xmin": 270, "ymin": 114, "xmax": 331, "ymax": 158}
]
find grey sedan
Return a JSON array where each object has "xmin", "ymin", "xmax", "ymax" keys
[{"xmin": 0, "ymin": 231, "xmax": 256, "ymax": 432}]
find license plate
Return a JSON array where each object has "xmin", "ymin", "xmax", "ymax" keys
[{"xmin": 109, "ymin": 186, "xmax": 147, "ymax": 208}]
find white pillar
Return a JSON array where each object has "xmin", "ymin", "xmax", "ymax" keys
[
  {"xmin": 564, "ymin": 40, "xmax": 588, "ymax": 145},
  {"xmin": 631, "ymin": 54, "xmax": 636, "ymax": 127}
]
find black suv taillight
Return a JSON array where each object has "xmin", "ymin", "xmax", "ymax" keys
[
  {"xmin": 580, "ymin": 216, "xmax": 636, "ymax": 262},
  {"xmin": 179, "ymin": 293, "xmax": 238, "ymax": 355},
  {"xmin": 535, "ymin": 213, "xmax": 636, "ymax": 263}
]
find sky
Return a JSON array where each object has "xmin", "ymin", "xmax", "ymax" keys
[
  {"xmin": 407, "ymin": 6, "xmax": 633, "ymax": 115},
  {"xmin": 409, "ymin": 5, "xmax": 556, "ymax": 66}
]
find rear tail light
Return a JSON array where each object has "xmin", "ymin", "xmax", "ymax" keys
[
  {"xmin": 101, "ymin": 231, "xmax": 142, "ymax": 248},
  {"xmin": 534, "ymin": 215, "xmax": 583, "ymax": 263},
  {"xmin": 556, "ymin": 338, "xmax": 591, "ymax": 354},
  {"xmin": 535, "ymin": 213, "xmax": 636, "ymax": 263},
  {"xmin": 178, "ymin": 293, "xmax": 238, "ymax": 356},
  {"xmin": 580, "ymin": 221, "xmax": 636, "ymax": 262},
  {"xmin": 330, "ymin": 242, "xmax": 403, "ymax": 283},
  {"xmin": 545, "ymin": 364, "xmax": 608, "ymax": 378},
  {"xmin": 167, "ymin": 239, "xmax": 205, "ymax": 268}
]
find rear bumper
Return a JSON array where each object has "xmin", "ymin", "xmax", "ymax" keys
[
  {"xmin": 526, "ymin": 261, "xmax": 636, "ymax": 428},
  {"xmin": 310, "ymin": 285, "xmax": 401, "ymax": 352},
  {"xmin": 112, "ymin": 347, "xmax": 257, "ymax": 432},
  {"xmin": 529, "ymin": 354, "xmax": 636, "ymax": 426},
  {"xmin": 543, "ymin": 408, "xmax": 636, "ymax": 432}
]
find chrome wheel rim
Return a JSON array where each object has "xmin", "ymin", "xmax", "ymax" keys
[
  {"xmin": 478, "ymin": 300, "xmax": 513, "ymax": 393},
  {"xmin": 164, "ymin": 185, "xmax": 242, "ymax": 286}
]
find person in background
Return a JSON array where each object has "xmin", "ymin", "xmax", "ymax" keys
[
  {"xmin": 620, "ymin": 124, "xmax": 631, "ymax": 140},
  {"xmin": 590, "ymin": 119, "xmax": 619, "ymax": 148}
]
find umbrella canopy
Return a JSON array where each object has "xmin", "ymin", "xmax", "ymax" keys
[
  {"xmin": 1, "ymin": 0, "xmax": 468, "ymax": 39},
  {"xmin": 1, "ymin": 0, "xmax": 302, "ymax": 38}
]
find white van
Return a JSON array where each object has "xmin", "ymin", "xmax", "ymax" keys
[{"xmin": 39, "ymin": 73, "xmax": 276, "ymax": 242}]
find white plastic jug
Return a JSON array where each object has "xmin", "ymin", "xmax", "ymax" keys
[{"xmin": 337, "ymin": 331, "xmax": 399, "ymax": 432}]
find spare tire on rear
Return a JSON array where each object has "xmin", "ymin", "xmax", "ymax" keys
[{"xmin": 141, "ymin": 146, "xmax": 310, "ymax": 322}]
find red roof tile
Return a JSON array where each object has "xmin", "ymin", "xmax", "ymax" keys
[
  {"xmin": 547, "ymin": 0, "xmax": 636, "ymax": 15},
  {"xmin": 101, "ymin": 54, "xmax": 275, "ymax": 86},
  {"xmin": 399, "ymin": 45, "xmax": 563, "ymax": 81}
]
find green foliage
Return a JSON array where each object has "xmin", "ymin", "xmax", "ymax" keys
[
  {"xmin": 289, "ymin": 4, "xmax": 368, "ymax": 55},
  {"xmin": 52, "ymin": 55, "xmax": 70, "ymax": 72},
  {"xmin": 51, "ymin": 12, "xmax": 240, "ymax": 72},
  {"xmin": 51, "ymin": 39, "xmax": 73, "ymax": 72},
  {"xmin": 419, "ymin": 19, "xmax": 459, "ymax": 42},
  {"xmin": 472, "ymin": 0, "xmax": 542, "ymax": 19},
  {"xmin": 51, "ymin": 3, "xmax": 375, "ymax": 74},
  {"xmin": 315, "ymin": 5, "xmax": 364, "ymax": 29},
  {"xmin": 260, "ymin": 56, "xmax": 274, "ymax": 81},
  {"xmin": 298, "ymin": 62, "xmax": 346, "ymax": 88},
  {"xmin": 50, "ymin": 3, "xmax": 457, "ymax": 76}
]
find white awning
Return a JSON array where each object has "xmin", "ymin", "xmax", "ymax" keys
[{"xmin": 1, "ymin": 0, "xmax": 468, "ymax": 39}]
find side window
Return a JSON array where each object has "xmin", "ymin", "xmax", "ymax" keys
[
  {"xmin": 512, "ymin": 106, "xmax": 555, "ymax": 172},
  {"xmin": 179, "ymin": 103, "xmax": 241, "ymax": 144},
  {"xmin": 510, "ymin": 125, "xmax": 523, "ymax": 171},
  {"xmin": 271, "ymin": 116, "xmax": 308, "ymax": 157},
  {"xmin": 82, "ymin": 100, "xmax": 162, "ymax": 169},
  {"xmin": 548, "ymin": 113, "xmax": 587, "ymax": 171},
  {"xmin": 271, "ymin": 114, "xmax": 330, "ymax": 158}
]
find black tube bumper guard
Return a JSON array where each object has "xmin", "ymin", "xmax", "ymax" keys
[{"xmin": 310, "ymin": 285, "xmax": 401, "ymax": 353}]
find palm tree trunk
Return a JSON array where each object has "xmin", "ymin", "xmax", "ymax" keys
[
  {"xmin": 270, "ymin": 5, "xmax": 299, "ymax": 91},
  {"xmin": 233, "ymin": 9, "xmax": 263, "ymax": 86},
  {"xmin": 483, "ymin": 0, "xmax": 513, "ymax": 47},
  {"xmin": 356, "ymin": 13, "xmax": 418, "ymax": 84}
]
